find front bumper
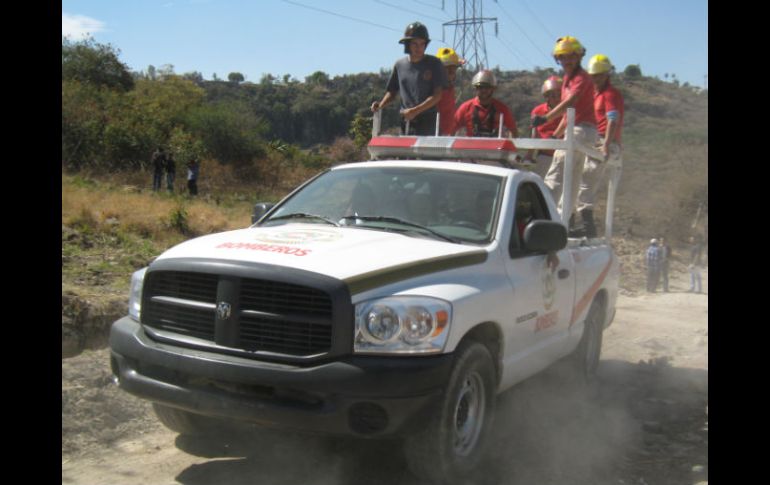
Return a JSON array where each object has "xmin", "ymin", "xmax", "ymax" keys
[{"xmin": 110, "ymin": 316, "xmax": 454, "ymax": 437}]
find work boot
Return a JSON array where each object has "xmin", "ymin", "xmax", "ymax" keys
[
  {"xmin": 580, "ymin": 209, "xmax": 597, "ymax": 238},
  {"xmin": 567, "ymin": 213, "xmax": 585, "ymax": 238}
]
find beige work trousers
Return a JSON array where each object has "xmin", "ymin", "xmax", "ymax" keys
[
  {"xmin": 544, "ymin": 124, "xmax": 597, "ymax": 216},
  {"xmin": 577, "ymin": 141, "xmax": 621, "ymax": 212}
]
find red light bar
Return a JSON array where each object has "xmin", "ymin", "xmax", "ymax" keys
[
  {"xmin": 453, "ymin": 138, "xmax": 516, "ymax": 151},
  {"xmin": 367, "ymin": 135, "xmax": 519, "ymax": 164}
]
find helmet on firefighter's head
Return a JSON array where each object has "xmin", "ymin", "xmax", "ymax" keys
[
  {"xmin": 588, "ymin": 54, "xmax": 614, "ymax": 75},
  {"xmin": 437, "ymin": 47, "xmax": 465, "ymax": 67},
  {"xmin": 552, "ymin": 36, "xmax": 586, "ymax": 59},
  {"xmin": 541, "ymin": 75, "xmax": 562, "ymax": 95},
  {"xmin": 472, "ymin": 69, "xmax": 497, "ymax": 88},
  {"xmin": 400, "ymin": 22, "xmax": 430, "ymax": 52}
]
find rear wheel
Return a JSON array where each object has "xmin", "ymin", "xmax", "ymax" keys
[
  {"xmin": 573, "ymin": 298, "xmax": 605, "ymax": 380},
  {"xmin": 404, "ymin": 341, "xmax": 496, "ymax": 483}
]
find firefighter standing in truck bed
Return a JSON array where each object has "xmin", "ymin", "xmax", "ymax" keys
[
  {"xmin": 576, "ymin": 53, "xmax": 625, "ymax": 238},
  {"xmin": 453, "ymin": 70, "xmax": 518, "ymax": 138},
  {"xmin": 532, "ymin": 36, "xmax": 597, "ymax": 229},
  {"xmin": 371, "ymin": 21, "xmax": 448, "ymax": 136},
  {"xmin": 523, "ymin": 76, "xmax": 563, "ymax": 178}
]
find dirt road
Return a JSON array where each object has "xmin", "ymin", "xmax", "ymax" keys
[{"xmin": 62, "ymin": 270, "xmax": 707, "ymax": 485}]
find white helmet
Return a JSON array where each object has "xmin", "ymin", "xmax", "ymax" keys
[
  {"xmin": 472, "ymin": 70, "xmax": 497, "ymax": 87},
  {"xmin": 650, "ymin": 238, "xmax": 659, "ymax": 245}
]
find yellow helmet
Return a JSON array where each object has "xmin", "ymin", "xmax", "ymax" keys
[
  {"xmin": 587, "ymin": 54, "xmax": 613, "ymax": 74},
  {"xmin": 436, "ymin": 47, "xmax": 465, "ymax": 67},
  {"xmin": 552, "ymin": 36, "xmax": 586, "ymax": 57},
  {"xmin": 541, "ymin": 75, "xmax": 562, "ymax": 94}
]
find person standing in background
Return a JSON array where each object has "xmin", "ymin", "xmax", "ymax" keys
[
  {"xmin": 659, "ymin": 237, "xmax": 671, "ymax": 292},
  {"xmin": 688, "ymin": 235, "xmax": 703, "ymax": 293},
  {"xmin": 151, "ymin": 146, "xmax": 166, "ymax": 192},
  {"xmin": 645, "ymin": 238, "xmax": 662, "ymax": 293},
  {"xmin": 187, "ymin": 158, "xmax": 199, "ymax": 196},
  {"xmin": 165, "ymin": 151, "xmax": 176, "ymax": 192}
]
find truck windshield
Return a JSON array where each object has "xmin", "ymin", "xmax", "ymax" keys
[{"xmin": 262, "ymin": 166, "xmax": 504, "ymax": 244}]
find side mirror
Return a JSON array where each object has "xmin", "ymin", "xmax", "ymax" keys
[
  {"xmin": 523, "ymin": 220, "xmax": 567, "ymax": 252},
  {"xmin": 251, "ymin": 202, "xmax": 275, "ymax": 224}
]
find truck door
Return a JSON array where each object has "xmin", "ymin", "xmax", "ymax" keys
[{"xmin": 502, "ymin": 182, "xmax": 576, "ymax": 379}]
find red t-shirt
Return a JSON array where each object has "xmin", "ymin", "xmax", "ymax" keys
[
  {"xmin": 437, "ymin": 85, "xmax": 456, "ymax": 135},
  {"xmin": 531, "ymin": 103, "xmax": 561, "ymax": 155},
  {"xmin": 561, "ymin": 68, "xmax": 596, "ymax": 127},
  {"xmin": 594, "ymin": 81, "xmax": 624, "ymax": 143},
  {"xmin": 454, "ymin": 97, "xmax": 517, "ymax": 137}
]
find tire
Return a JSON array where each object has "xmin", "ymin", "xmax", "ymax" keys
[
  {"xmin": 572, "ymin": 298, "xmax": 605, "ymax": 381},
  {"xmin": 152, "ymin": 403, "xmax": 220, "ymax": 436},
  {"xmin": 404, "ymin": 341, "xmax": 497, "ymax": 483}
]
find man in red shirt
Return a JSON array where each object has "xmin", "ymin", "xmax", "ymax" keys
[
  {"xmin": 453, "ymin": 70, "xmax": 518, "ymax": 138},
  {"xmin": 531, "ymin": 36, "xmax": 597, "ymax": 227},
  {"xmin": 436, "ymin": 47, "xmax": 465, "ymax": 135},
  {"xmin": 577, "ymin": 53, "xmax": 625, "ymax": 238},
  {"xmin": 523, "ymin": 76, "xmax": 562, "ymax": 177}
]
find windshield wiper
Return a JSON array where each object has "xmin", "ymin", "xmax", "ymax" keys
[
  {"xmin": 268, "ymin": 212, "xmax": 340, "ymax": 226},
  {"xmin": 341, "ymin": 215, "xmax": 459, "ymax": 243}
]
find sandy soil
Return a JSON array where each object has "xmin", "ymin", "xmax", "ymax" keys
[{"xmin": 62, "ymin": 269, "xmax": 707, "ymax": 485}]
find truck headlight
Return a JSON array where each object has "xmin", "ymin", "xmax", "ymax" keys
[
  {"xmin": 355, "ymin": 297, "xmax": 451, "ymax": 354},
  {"xmin": 128, "ymin": 267, "xmax": 148, "ymax": 321}
]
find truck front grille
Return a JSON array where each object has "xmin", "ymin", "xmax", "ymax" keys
[{"xmin": 142, "ymin": 270, "xmax": 335, "ymax": 358}]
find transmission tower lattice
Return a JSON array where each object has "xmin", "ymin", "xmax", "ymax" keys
[{"xmin": 442, "ymin": 0, "xmax": 498, "ymax": 73}]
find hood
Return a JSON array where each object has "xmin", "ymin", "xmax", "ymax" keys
[{"xmin": 156, "ymin": 224, "xmax": 487, "ymax": 290}]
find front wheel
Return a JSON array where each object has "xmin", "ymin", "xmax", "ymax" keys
[{"xmin": 404, "ymin": 341, "xmax": 497, "ymax": 483}]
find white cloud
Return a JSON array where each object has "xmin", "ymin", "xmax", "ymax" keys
[{"xmin": 62, "ymin": 13, "xmax": 106, "ymax": 40}]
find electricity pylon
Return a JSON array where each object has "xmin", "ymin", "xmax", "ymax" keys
[{"xmin": 442, "ymin": 0, "xmax": 498, "ymax": 73}]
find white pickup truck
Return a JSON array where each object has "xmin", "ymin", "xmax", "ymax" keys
[{"xmin": 110, "ymin": 109, "xmax": 620, "ymax": 483}]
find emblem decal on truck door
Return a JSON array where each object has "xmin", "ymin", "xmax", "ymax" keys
[{"xmin": 542, "ymin": 259, "xmax": 556, "ymax": 310}]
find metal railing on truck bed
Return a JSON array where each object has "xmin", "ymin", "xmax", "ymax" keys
[{"xmin": 368, "ymin": 108, "xmax": 623, "ymax": 241}]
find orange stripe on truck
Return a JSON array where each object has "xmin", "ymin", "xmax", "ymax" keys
[{"xmin": 570, "ymin": 255, "xmax": 613, "ymax": 327}]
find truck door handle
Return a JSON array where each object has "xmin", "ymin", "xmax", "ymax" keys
[{"xmin": 558, "ymin": 269, "xmax": 570, "ymax": 279}]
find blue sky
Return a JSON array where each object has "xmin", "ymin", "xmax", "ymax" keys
[{"xmin": 62, "ymin": 0, "xmax": 708, "ymax": 88}]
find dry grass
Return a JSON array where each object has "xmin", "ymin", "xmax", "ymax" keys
[{"xmin": 62, "ymin": 176, "xmax": 248, "ymax": 245}]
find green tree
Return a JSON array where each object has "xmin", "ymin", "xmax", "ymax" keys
[
  {"xmin": 186, "ymin": 100, "xmax": 268, "ymax": 166},
  {"xmin": 62, "ymin": 37, "xmax": 134, "ymax": 91},
  {"xmin": 349, "ymin": 113, "xmax": 372, "ymax": 150},
  {"xmin": 624, "ymin": 64, "xmax": 642, "ymax": 78},
  {"xmin": 228, "ymin": 72, "xmax": 245, "ymax": 84},
  {"xmin": 305, "ymin": 71, "xmax": 330, "ymax": 87}
]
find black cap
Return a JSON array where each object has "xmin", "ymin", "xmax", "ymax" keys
[{"xmin": 399, "ymin": 22, "xmax": 430, "ymax": 44}]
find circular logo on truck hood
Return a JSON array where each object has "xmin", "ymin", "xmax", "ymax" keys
[{"xmin": 253, "ymin": 228, "xmax": 343, "ymax": 245}]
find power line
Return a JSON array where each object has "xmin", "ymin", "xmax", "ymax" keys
[
  {"xmin": 413, "ymin": 0, "xmax": 447, "ymax": 11},
  {"xmin": 492, "ymin": 34, "xmax": 532, "ymax": 67},
  {"xmin": 513, "ymin": 0, "xmax": 555, "ymax": 41},
  {"xmin": 490, "ymin": 0, "xmax": 552, "ymax": 64},
  {"xmin": 373, "ymin": 0, "xmax": 448, "ymax": 23},
  {"xmin": 281, "ymin": 0, "xmax": 401, "ymax": 33}
]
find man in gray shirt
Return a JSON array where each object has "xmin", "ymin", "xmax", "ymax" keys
[{"xmin": 371, "ymin": 21, "xmax": 448, "ymax": 136}]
